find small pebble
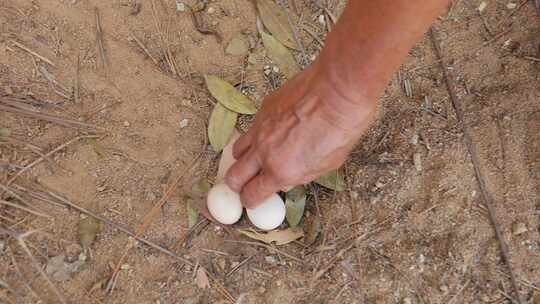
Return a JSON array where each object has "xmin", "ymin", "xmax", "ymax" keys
[
  {"xmin": 478, "ymin": 2, "xmax": 487, "ymax": 12},
  {"xmin": 207, "ymin": 7, "xmax": 215, "ymax": 14},
  {"xmin": 179, "ymin": 118, "xmax": 189, "ymax": 129},
  {"xmin": 512, "ymin": 222, "xmax": 528, "ymax": 235},
  {"xmin": 123, "ymin": 121, "xmax": 130, "ymax": 127},
  {"xmin": 318, "ymin": 15, "xmax": 326, "ymax": 26},
  {"xmin": 506, "ymin": 2, "xmax": 517, "ymax": 9}
]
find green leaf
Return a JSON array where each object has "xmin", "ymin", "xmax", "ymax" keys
[
  {"xmin": 86, "ymin": 138, "xmax": 106, "ymax": 159},
  {"xmin": 285, "ymin": 186, "xmax": 306, "ymax": 227},
  {"xmin": 314, "ymin": 169, "xmax": 346, "ymax": 191},
  {"xmin": 78, "ymin": 216, "xmax": 102, "ymax": 250},
  {"xmin": 256, "ymin": 0, "xmax": 296, "ymax": 49},
  {"xmin": 192, "ymin": 179, "xmax": 211, "ymax": 194},
  {"xmin": 187, "ymin": 200, "xmax": 199, "ymax": 229},
  {"xmin": 208, "ymin": 103, "xmax": 238, "ymax": 152},
  {"xmin": 0, "ymin": 128, "xmax": 11, "ymax": 137},
  {"xmin": 205, "ymin": 75, "xmax": 257, "ymax": 114},
  {"xmin": 260, "ymin": 31, "xmax": 300, "ymax": 79}
]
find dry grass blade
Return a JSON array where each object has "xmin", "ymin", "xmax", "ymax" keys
[
  {"xmin": 0, "ymin": 199, "xmax": 51, "ymax": 219},
  {"xmin": 10, "ymin": 40, "xmax": 55, "ymax": 66},
  {"xmin": 2, "ymin": 135, "xmax": 98, "ymax": 188},
  {"xmin": 0, "ymin": 102, "xmax": 98, "ymax": 130},
  {"xmin": 225, "ymin": 240, "xmax": 302, "ymax": 262},
  {"xmin": 130, "ymin": 34, "xmax": 159, "ymax": 66},
  {"xmin": 95, "ymin": 7, "xmax": 108, "ymax": 68},
  {"xmin": 429, "ymin": 28, "xmax": 524, "ymax": 304},
  {"xmin": 1, "ymin": 229, "xmax": 66, "ymax": 304},
  {"xmin": 41, "ymin": 188, "xmax": 193, "ymax": 266},
  {"xmin": 7, "ymin": 247, "xmax": 41, "ymax": 300}
]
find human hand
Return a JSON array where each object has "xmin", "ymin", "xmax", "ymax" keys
[{"xmin": 224, "ymin": 61, "xmax": 378, "ymax": 208}]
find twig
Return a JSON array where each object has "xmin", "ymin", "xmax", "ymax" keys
[
  {"xmin": 429, "ymin": 28, "xmax": 524, "ymax": 304},
  {"xmin": 447, "ymin": 279, "xmax": 470, "ymax": 304},
  {"xmin": 3, "ymin": 135, "xmax": 98, "ymax": 188},
  {"xmin": 95, "ymin": 7, "xmax": 108, "ymax": 68},
  {"xmin": 10, "ymin": 40, "xmax": 55, "ymax": 66},
  {"xmin": 129, "ymin": 34, "xmax": 160, "ymax": 66},
  {"xmin": 523, "ymin": 56, "xmax": 540, "ymax": 62},
  {"xmin": 0, "ymin": 102, "xmax": 98, "ymax": 129},
  {"xmin": 0, "ymin": 199, "xmax": 51, "ymax": 219},
  {"xmin": 225, "ymin": 255, "xmax": 254, "ymax": 277},
  {"xmin": 224, "ymin": 240, "xmax": 302, "ymax": 263},
  {"xmin": 1, "ymin": 229, "xmax": 66, "ymax": 304},
  {"xmin": 42, "ymin": 188, "xmax": 192, "ymax": 266},
  {"xmin": 75, "ymin": 52, "xmax": 81, "ymax": 104}
]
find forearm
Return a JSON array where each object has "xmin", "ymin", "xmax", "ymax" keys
[{"xmin": 317, "ymin": 0, "xmax": 450, "ymax": 104}]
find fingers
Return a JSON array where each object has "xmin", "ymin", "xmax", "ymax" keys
[
  {"xmin": 232, "ymin": 128, "xmax": 254, "ymax": 159},
  {"xmin": 240, "ymin": 172, "xmax": 282, "ymax": 208},
  {"xmin": 225, "ymin": 150, "xmax": 261, "ymax": 193}
]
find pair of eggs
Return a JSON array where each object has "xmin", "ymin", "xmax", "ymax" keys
[{"xmin": 206, "ymin": 183, "xmax": 285, "ymax": 230}]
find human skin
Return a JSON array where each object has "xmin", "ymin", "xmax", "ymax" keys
[{"xmin": 225, "ymin": 0, "xmax": 451, "ymax": 208}]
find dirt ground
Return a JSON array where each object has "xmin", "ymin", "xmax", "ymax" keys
[{"xmin": 1, "ymin": 0, "xmax": 539, "ymax": 303}]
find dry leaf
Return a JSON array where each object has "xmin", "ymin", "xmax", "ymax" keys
[
  {"xmin": 256, "ymin": 0, "xmax": 296, "ymax": 49},
  {"xmin": 192, "ymin": 179, "xmax": 211, "ymax": 194},
  {"xmin": 260, "ymin": 31, "xmax": 300, "ymax": 79},
  {"xmin": 0, "ymin": 128, "xmax": 11, "ymax": 137},
  {"xmin": 314, "ymin": 169, "xmax": 346, "ymax": 191},
  {"xmin": 208, "ymin": 103, "xmax": 238, "ymax": 152},
  {"xmin": 195, "ymin": 267, "xmax": 210, "ymax": 289},
  {"xmin": 205, "ymin": 75, "xmax": 257, "ymax": 114},
  {"xmin": 238, "ymin": 228, "xmax": 303, "ymax": 245},
  {"xmin": 78, "ymin": 216, "xmax": 102, "ymax": 250},
  {"xmin": 187, "ymin": 200, "xmax": 199, "ymax": 229},
  {"xmin": 216, "ymin": 129, "xmax": 241, "ymax": 182},
  {"xmin": 86, "ymin": 138, "xmax": 106, "ymax": 159},
  {"xmin": 305, "ymin": 216, "xmax": 321, "ymax": 246},
  {"xmin": 285, "ymin": 186, "xmax": 306, "ymax": 228}
]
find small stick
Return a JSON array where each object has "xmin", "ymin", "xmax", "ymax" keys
[
  {"xmin": 3, "ymin": 135, "xmax": 98, "ymax": 188},
  {"xmin": 523, "ymin": 56, "xmax": 540, "ymax": 62},
  {"xmin": 1, "ymin": 229, "xmax": 66, "ymax": 304},
  {"xmin": 429, "ymin": 28, "xmax": 524, "ymax": 304},
  {"xmin": 0, "ymin": 199, "xmax": 51, "ymax": 219},
  {"xmin": 42, "ymin": 189, "xmax": 193, "ymax": 266},
  {"xmin": 225, "ymin": 255, "xmax": 254, "ymax": 277},
  {"xmin": 301, "ymin": 24, "xmax": 324, "ymax": 47},
  {"xmin": 0, "ymin": 103, "xmax": 98, "ymax": 129},
  {"xmin": 224, "ymin": 240, "xmax": 302, "ymax": 263},
  {"xmin": 129, "ymin": 34, "xmax": 159, "ymax": 66},
  {"xmin": 10, "ymin": 40, "xmax": 55, "ymax": 66},
  {"xmin": 75, "ymin": 52, "xmax": 81, "ymax": 104}
]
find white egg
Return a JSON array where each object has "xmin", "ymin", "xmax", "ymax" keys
[
  {"xmin": 207, "ymin": 183, "xmax": 243, "ymax": 225},
  {"xmin": 246, "ymin": 193, "xmax": 286, "ymax": 231}
]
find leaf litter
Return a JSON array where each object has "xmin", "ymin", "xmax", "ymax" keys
[
  {"xmin": 238, "ymin": 228, "xmax": 304, "ymax": 245},
  {"xmin": 255, "ymin": 0, "xmax": 297, "ymax": 49},
  {"xmin": 260, "ymin": 30, "xmax": 300, "ymax": 79},
  {"xmin": 314, "ymin": 169, "xmax": 346, "ymax": 191},
  {"xmin": 285, "ymin": 186, "xmax": 306, "ymax": 227},
  {"xmin": 205, "ymin": 75, "xmax": 257, "ymax": 114},
  {"xmin": 208, "ymin": 103, "xmax": 238, "ymax": 152}
]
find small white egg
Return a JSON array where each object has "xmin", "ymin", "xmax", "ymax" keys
[
  {"xmin": 207, "ymin": 183, "xmax": 242, "ymax": 225},
  {"xmin": 246, "ymin": 193, "xmax": 285, "ymax": 231}
]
